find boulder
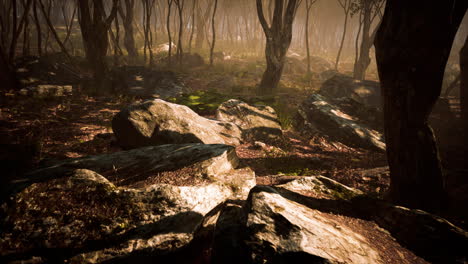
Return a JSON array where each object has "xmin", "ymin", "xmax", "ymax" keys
[
  {"xmin": 1, "ymin": 143, "xmax": 256, "ymax": 263},
  {"xmin": 19, "ymin": 84, "xmax": 73, "ymax": 97},
  {"xmin": 295, "ymin": 94, "xmax": 385, "ymax": 151},
  {"xmin": 111, "ymin": 67, "xmax": 188, "ymax": 98},
  {"xmin": 18, "ymin": 143, "xmax": 253, "ymax": 194},
  {"xmin": 301, "ymin": 56, "xmax": 333, "ymax": 73},
  {"xmin": 216, "ymin": 99, "xmax": 282, "ymax": 142},
  {"xmin": 283, "ymin": 57, "xmax": 307, "ymax": 75},
  {"xmin": 320, "ymin": 73, "xmax": 381, "ymax": 108},
  {"xmin": 112, "ymin": 99, "xmax": 242, "ymax": 149},
  {"xmin": 245, "ymin": 183, "xmax": 426, "ymax": 264}
]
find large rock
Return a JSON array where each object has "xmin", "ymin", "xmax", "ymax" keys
[
  {"xmin": 320, "ymin": 73, "xmax": 381, "ymax": 108},
  {"xmin": 112, "ymin": 99, "xmax": 242, "ymax": 149},
  {"xmin": 1, "ymin": 143, "xmax": 256, "ymax": 263},
  {"xmin": 216, "ymin": 99, "xmax": 283, "ymax": 142},
  {"xmin": 302, "ymin": 56, "xmax": 333, "ymax": 73},
  {"xmin": 295, "ymin": 94, "xmax": 385, "ymax": 151},
  {"xmin": 245, "ymin": 182, "xmax": 426, "ymax": 264},
  {"xmin": 111, "ymin": 67, "xmax": 188, "ymax": 98},
  {"xmin": 19, "ymin": 84, "xmax": 73, "ymax": 97},
  {"xmin": 283, "ymin": 57, "xmax": 307, "ymax": 75},
  {"xmin": 17, "ymin": 144, "xmax": 253, "ymax": 195}
]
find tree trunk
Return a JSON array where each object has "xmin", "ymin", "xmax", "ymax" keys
[
  {"xmin": 375, "ymin": 0, "xmax": 468, "ymax": 213},
  {"xmin": 460, "ymin": 35, "xmax": 468, "ymax": 133},
  {"xmin": 353, "ymin": 2, "xmax": 372, "ymax": 80},
  {"xmin": 119, "ymin": 0, "xmax": 138, "ymax": 59},
  {"xmin": 32, "ymin": 1, "xmax": 42, "ymax": 56},
  {"xmin": 335, "ymin": 0, "xmax": 349, "ymax": 71},
  {"xmin": 209, "ymin": 0, "xmax": 218, "ymax": 66},
  {"xmin": 257, "ymin": 0, "xmax": 299, "ymax": 95},
  {"xmin": 78, "ymin": 0, "xmax": 118, "ymax": 91},
  {"xmin": 166, "ymin": 0, "xmax": 173, "ymax": 66}
]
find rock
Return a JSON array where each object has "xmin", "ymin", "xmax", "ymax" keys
[
  {"xmin": 245, "ymin": 184, "xmax": 425, "ymax": 264},
  {"xmin": 19, "ymin": 144, "xmax": 253, "ymax": 194},
  {"xmin": 1, "ymin": 142, "xmax": 256, "ymax": 263},
  {"xmin": 301, "ymin": 56, "xmax": 333, "ymax": 73},
  {"xmin": 283, "ymin": 57, "xmax": 307, "ymax": 75},
  {"xmin": 216, "ymin": 99, "xmax": 282, "ymax": 142},
  {"xmin": 181, "ymin": 53, "xmax": 205, "ymax": 68},
  {"xmin": 112, "ymin": 99, "xmax": 242, "ymax": 149},
  {"xmin": 0, "ymin": 169, "xmax": 241, "ymax": 263},
  {"xmin": 19, "ymin": 85, "xmax": 73, "ymax": 97},
  {"xmin": 320, "ymin": 73, "xmax": 381, "ymax": 108},
  {"xmin": 154, "ymin": 42, "xmax": 177, "ymax": 53},
  {"xmin": 295, "ymin": 94, "xmax": 385, "ymax": 151},
  {"xmin": 111, "ymin": 67, "xmax": 188, "ymax": 99}
]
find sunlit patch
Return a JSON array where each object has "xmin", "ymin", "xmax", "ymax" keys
[{"xmin": 331, "ymin": 109, "xmax": 354, "ymax": 121}]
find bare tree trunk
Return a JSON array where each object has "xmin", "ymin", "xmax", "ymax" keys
[
  {"xmin": 257, "ymin": 0, "xmax": 299, "ymax": 95},
  {"xmin": 335, "ymin": 0, "xmax": 349, "ymax": 71},
  {"xmin": 118, "ymin": 0, "xmax": 138, "ymax": 60},
  {"xmin": 175, "ymin": 0, "xmax": 185, "ymax": 66},
  {"xmin": 305, "ymin": 0, "xmax": 317, "ymax": 74},
  {"xmin": 460, "ymin": 35, "xmax": 468, "ymax": 133},
  {"xmin": 167, "ymin": 0, "xmax": 173, "ymax": 66},
  {"xmin": 188, "ymin": 0, "xmax": 195, "ymax": 53},
  {"xmin": 32, "ymin": 1, "xmax": 42, "ymax": 56},
  {"xmin": 78, "ymin": 0, "xmax": 119, "ymax": 91},
  {"xmin": 209, "ymin": 0, "xmax": 218, "ymax": 66},
  {"xmin": 375, "ymin": 0, "xmax": 468, "ymax": 213}
]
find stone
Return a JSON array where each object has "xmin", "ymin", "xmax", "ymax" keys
[
  {"xmin": 18, "ymin": 144, "xmax": 253, "ymax": 194},
  {"xmin": 245, "ymin": 185, "xmax": 423, "ymax": 264},
  {"xmin": 216, "ymin": 99, "xmax": 282, "ymax": 142},
  {"xmin": 283, "ymin": 57, "xmax": 307, "ymax": 75},
  {"xmin": 19, "ymin": 85, "xmax": 73, "ymax": 97},
  {"xmin": 302, "ymin": 56, "xmax": 333, "ymax": 73},
  {"xmin": 112, "ymin": 99, "xmax": 242, "ymax": 149},
  {"xmin": 320, "ymin": 73, "xmax": 381, "ymax": 108},
  {"xmin": 295, "ymin": 94, "xmax": 385, "ymax": 151},
  {"xmin": 111, "ymin": 67, "xmax": 188, "ymax": 99}
]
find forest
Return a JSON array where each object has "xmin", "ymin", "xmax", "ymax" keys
[{"xmin": 0, "ymin": 0, "xmax": 467, "ymax": 263}]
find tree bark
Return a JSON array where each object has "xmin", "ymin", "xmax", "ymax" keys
[
  {"xmin": 119, "ymin": 0, "xmax": 138, "ymax": 59},
  {"xmin": 375, "ymin": 0, "xmax": 468, "ymax": 213},
  {"xmin": 335, "ymin": 0, "xmax": 349, "ymax": 71},
  {"xmin": 257, "ymin": 0, "xmax": 299, "ymax": 95},
  {"xmin": 460, "ymin": 35, "xmax": 468, "ymax": 133},
  {"xmin": 209, "ymin": 0, "xmax": 218, "ymax": 66}
]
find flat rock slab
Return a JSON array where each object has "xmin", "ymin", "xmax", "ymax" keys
[
  {"xmin": 296, "ymin": 93, "xmax": 385, "ymax": 151},
  {"xmin": 245, "ymin": 184, "xmax": 427, "ymax": 264},
  {"xmin": 112, "ymin": 99, "xmax": 242, "ymax": 149},
  {"xmin": 216, "ymin": 99, "xmax": 282, "ymax": 142}
]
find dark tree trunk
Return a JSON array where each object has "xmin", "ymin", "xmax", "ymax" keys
[
  {"xmin": 257, "ymin": 0, "xmax": 299, "ymax": 95},
  {"xmin": 375, "ymin": 0, "xmax": 468, "ymax": 213},
  {"xmin": 209, "ymin": 0, "xmax": 218, "ymax": 66},
  {"xmin": 460, "ymin": 35, "xmax": 468, "ymax": 133},
  {"xmin": 335, "ymin": 0, "xmax": 349, "ymax": 71},
  {"xmin": 119, "ymin": 0, "xmax": 138, "ymax": 59},
  {"xmin": 78, "ymin": 0, "xmax": 118, "ymax": 91},
  {"xmin": 32, "ymin": 1, "xmax": 42, "ymax": 56},
  {"xmin": 353, "ymin": 2, "xmax": 371, "ymax": 80},
  {"xmin": 166, "ymin": 0, "xmax": 173, "ymax": 66}
]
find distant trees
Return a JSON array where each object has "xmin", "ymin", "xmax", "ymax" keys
[
  {"xmin": 118, "ymin": 0, "xmax": 138, "ymax": 59},
  {"xmin": 256, "ymin": 0, "xmax": 300, "ymax": 95},
  {"xmin": 304, "ymin": 0, "xmax": 318, "ymax": 74},
  {"xmin": 375, "ymin": 0, "xmax": 468, "ymax": 213}
]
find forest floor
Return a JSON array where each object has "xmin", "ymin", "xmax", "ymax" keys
[{"xmin": 0, "ymin": 57, "xmax": 466, "ymax": 230}]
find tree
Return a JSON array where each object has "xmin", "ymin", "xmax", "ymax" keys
[
  {"xmin": 78, "ymin": 0, "xmax": 119, "ymax": 90},
  {"xmin": 352, "ymin": 0, "xmax": 383, "ymax": 80},
  {"xmin": 335, "ymin": 0, "xmax": 351, "ymax": 71},
  {"xmin": 256, "ymin": 0, "xmax": 300, "ymax": 95},
  {"xmin": 460, "ymin": 35, "xmax": 468, "ymax": 134},
  {"xmin": 304, "ymin": 0, "xmax": 318, "ymax": 74},
  {"xmin": 174, "ymin": 0, "xmax": 185, "ymax": 66},
  {"xmin": 374, "ymin": 0, "xmax": 468, "ymax": 213},
  {"xmin": 209, "ymin": 0, "xmax": 218, "ymax": 66},
  {"xmin": 118, "ymin": 0, "xmax": 138, "ymax": 59},
  {"xmin": 166, "ymin": 0, "xmax": 174, "ymax": 66}
]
